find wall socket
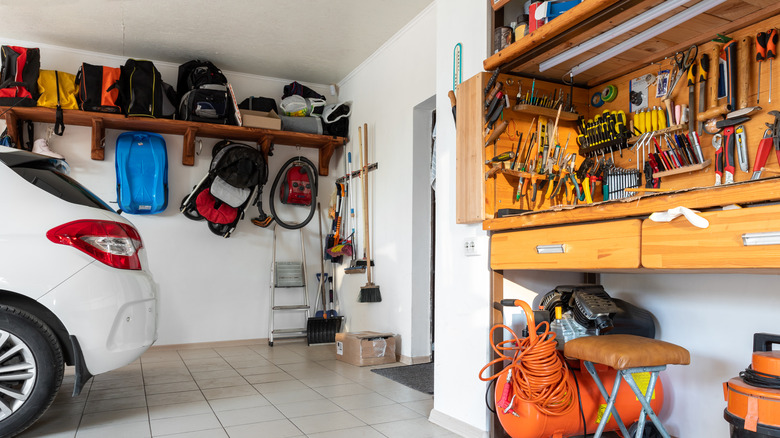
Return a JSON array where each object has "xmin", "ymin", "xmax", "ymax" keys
[{"xmin": 463, "ymin": 237, "xmax": 479, "ymax": 256}]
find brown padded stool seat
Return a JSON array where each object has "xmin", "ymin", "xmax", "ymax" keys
[{"xmin": 564, "ymin": 334, "xmax": 690, "ymax": 370}]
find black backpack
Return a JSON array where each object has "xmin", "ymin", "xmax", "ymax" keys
[
  {"xmin": 176, "ymin": 60, "xmax": 234, "ymax": 124},
  {"xmin": 119, "ymin": 59, "xmax": 176, "ymax": 118},
  {"xmin": 0, "ymin": 45, "xmax": 40, "ymax": 107}
]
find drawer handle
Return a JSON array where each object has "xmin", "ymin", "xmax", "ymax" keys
[
  {"xmin": 742, "ymin": 232, "xmax": 780, "ymax": 246},
  {"xmin": 536, "ymin": 244, "xmax": 565, "ymax": 254}
]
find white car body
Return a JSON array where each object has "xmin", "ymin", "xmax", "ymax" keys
[{"xmin": 0, "ymin": 146, "xmax": 158, "ymax": 375}]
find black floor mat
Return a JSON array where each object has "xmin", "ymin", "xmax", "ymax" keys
[{"xmin": 371, "ymin": 362, "xmax": 433, "ymax": 394}]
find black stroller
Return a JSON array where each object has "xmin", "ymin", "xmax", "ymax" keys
[{"xmin": 180, "ymin": 140, "xmax": 268, "ymax": 237}]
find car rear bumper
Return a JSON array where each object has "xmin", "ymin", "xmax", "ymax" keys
[{"xmin": 37, "ymin": 261, "xmax": 158, "ymax": 375}]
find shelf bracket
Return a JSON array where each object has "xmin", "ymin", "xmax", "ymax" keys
[
  {"xmin": 5, "ymin": 110, "xmax": 19, "ymax": 147},
  {"xmin": 182, "ymin": 127, "xmax": 197, "ymax": 166},
  {"xmin": 259, "ymin": 137, "xmax": 273, "ymax": 165},
  {"xmin": 318, "ymin": 139, "xmax": 342, "ymax": 176},
  {"xmin": 91, "ymin": 118, "xmax": 105, "ymax": 161}
]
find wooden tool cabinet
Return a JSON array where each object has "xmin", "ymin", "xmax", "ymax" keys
[{"xmin": 458, "ymin": 2, "xmax": 780, "ymax": 273}]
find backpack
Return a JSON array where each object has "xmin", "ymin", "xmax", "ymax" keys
[
  {"xmin": 37, "ymin": 70, "xmax": 79, "ymax": 136},
  {"xmin": 0, "ymin": 45, "xmax": 40, "ymax": 107},
  {"xmin": 119, "ymin": 59, "xmax": 176, "ymax": 118},
  {"xmin": 76, "ymin": 63, "xmax": 122, "ymax": 113},
  {"xmin": 176, "ymin": 60, "xmax": 234, "ymax": 124}
]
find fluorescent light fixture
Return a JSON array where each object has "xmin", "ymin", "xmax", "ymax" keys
[
  {"xmin": 742, "ymin": 231, "xmax": 780, "ymax": 246},
  {"xmin": 536, "ymin": 244, "xmax": 565, "ymax": 254},
  {"xmin": 566, "ymin": 0, "xmax": 728, "ymax": 78},
  {"xmin": 539, "ymin": 0, "xmax": 692, "ymax": 72}
]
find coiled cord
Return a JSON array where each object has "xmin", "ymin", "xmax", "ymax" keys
[
  {"xmin": 479, "ymin": 300, "xmax": 575, "ymax": 416},
  {"xmin": 740, "ymin": 366, "xmax": 780, "ymax": 389}
]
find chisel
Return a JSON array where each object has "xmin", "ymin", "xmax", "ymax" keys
[
  {"xmin": 485, "ymin": 120, "xmax": 508, "ymax": 146},
  {"xmin": 735, "ymin": 125, "xmax": 748, "ymax": 172}
]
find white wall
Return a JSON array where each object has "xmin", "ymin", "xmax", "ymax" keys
[
  {"xmin": 333, "ymin": 4, "xmax": 437, "ymax": 361},
  {"xmin": 0, "ymin": 39, "xmax": 337, "ymax": 346}
]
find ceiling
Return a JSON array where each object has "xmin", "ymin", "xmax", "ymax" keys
[{"xmin": 0, "ymin": 0, "xmax": 434, "ymax": 85}]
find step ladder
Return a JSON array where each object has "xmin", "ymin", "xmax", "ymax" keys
[{"xmin": 268, "ymin": 225, "xmax": 310, "ymax": 346}]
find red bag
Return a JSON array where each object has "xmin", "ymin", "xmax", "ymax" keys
[{"xmin": 0, "ymin": 45, "xmax": 40, "ymax": 106}]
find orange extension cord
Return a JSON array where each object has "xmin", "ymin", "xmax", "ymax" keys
[{"xmin": 479, "ymin": 299, "xmax": 575, "ymax": 416}]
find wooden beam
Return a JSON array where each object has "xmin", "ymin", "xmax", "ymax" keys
[{"xmin": 90, "ymin": 118, "xmax": 104, "ymax": 161}]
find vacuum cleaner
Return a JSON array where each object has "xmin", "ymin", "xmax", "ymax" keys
[{"xmin": 725, "ymin": 333, "xmax": 780, "ymax": 437}]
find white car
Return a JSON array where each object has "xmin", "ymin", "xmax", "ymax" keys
[{"xmin": 0, "ymin": 146, "xmax": 158, "ymax": 436}]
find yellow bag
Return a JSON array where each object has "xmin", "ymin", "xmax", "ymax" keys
[
  {"xmin": 37, "ymin": 70, "xmax": 78, "ymax": 109},
  {"xmin": 37, "ymin": 70, "xmax": 78, "ymax": 135}
]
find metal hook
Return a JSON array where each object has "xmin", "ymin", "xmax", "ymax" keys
[{"xmin": 196, "ymin": 139, "xmax": 203, "ymax": 156}]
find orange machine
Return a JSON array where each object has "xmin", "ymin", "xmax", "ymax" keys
[
  {"xmin": 724, "ymin": 333, "xmax": 780, "ymax": 437},
  {"xmin": 481, "ymin": 299, "xmax": 664, "ymax": 438}
]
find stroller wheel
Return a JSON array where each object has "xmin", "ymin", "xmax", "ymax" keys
[
  {"xmin": 181, "ymin": 194, "xmax": 204, "ymax": 221},
  {"xmin": 208, "ymin": 221, "xmax": 232, "ymax": 237}
]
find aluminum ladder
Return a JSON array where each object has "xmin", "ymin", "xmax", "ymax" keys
[{"xmin": 268, "ymin": 225, "xmax": 310, "ymax": 346}]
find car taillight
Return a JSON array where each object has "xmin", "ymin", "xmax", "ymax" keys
[{"xmin": 47, "ymin": 220, "xmax": 144, "ymax": 270}]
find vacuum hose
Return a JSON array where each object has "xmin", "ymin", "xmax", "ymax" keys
[
  {"xmin": 479, "ymin": 299, "xmax": 575, "ymax": 417},
  {"xmin": 269, "ymin": 156, "xmax": 318, "ymax": 230}
]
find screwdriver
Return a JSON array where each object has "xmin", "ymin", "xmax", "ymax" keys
[{"xmin": 756, "ymin": 29, "xmax": 778, "ymax": 103}]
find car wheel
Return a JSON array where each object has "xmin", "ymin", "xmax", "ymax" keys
[{"xmin": 0, "ymin": 305, "xmax": 64, "ymax": 437}]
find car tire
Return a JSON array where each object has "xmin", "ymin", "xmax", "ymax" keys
[{"xmin": 0, "ymin": 305, "xmax": 64, "ymax": 437}]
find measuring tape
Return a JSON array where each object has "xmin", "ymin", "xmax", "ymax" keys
[{"xmin": 453, "ymin": 43, "xmax": 462, "ymax": 91}]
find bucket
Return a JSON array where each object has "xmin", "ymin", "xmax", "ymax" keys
[{"xmin": 306, "ymin": 316, "xmax": 343, "ymax": 345}]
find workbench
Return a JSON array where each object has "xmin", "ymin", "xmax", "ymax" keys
[{"xmin": 457, "ymin": 1, "xmax": 780, "ymax": 436}]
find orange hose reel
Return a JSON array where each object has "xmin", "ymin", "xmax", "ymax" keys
[{"xmin": 482, "ymin": 299, "xmax": 664, "ymax": 438}]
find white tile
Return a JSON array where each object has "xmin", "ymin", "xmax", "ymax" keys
[
  {"xmin": 329, "ymin": 392, "xmax": 396, "ymax": 410},
  {"xmin": 83, "ymin": 395, "xmax": 147, "ymax": 414},
  {"xmin": 143, "ymin": 374, "xmax": 196, "ymax": 386},
  {"xmin": 307, "ymin": 426, "xmax": 386, "ymax": 438},
  {"xmin": 79, "ymin": 406, "xmax": 148, "ymax": 429},
  {"xmin": 75, "ymin": 420, "xmax": 151, "ymax": 438},
  {"xmin": 154, "ymin": 429, "xmax": 228, "ymax": 438},
  {"xmin": 147, "ymin": 390, "xmax": 205, "ymax": 407},
  {"xmin": 298, "ymin": 374, "xmax": 354, "ymax": 388},
  {"xmin": 201, "ymin": 385, "xmax": 259, "ymax": 400},
  {"xmin": 235, "ymin": 365, "xmax": 282, "ymax": 376},
  {"xmin": 263, "ymin": 388, "xmax": 324, "ymax": 405},
  {"xmin": 372, "ymin": 417, "xmax": 455, "ymax": 437},
  {"xmin": 207, "ymin": 394, "xmax": 270, "ymax": 412},
  {"xmin": 402, "ymin": 399, "xmax": 434, "ymax": 416},
  {"xmin": 313, "ymin": 383, "xmax": 373, "ymax": 398},
  {"xmin": 149, "ymin": 400, "xmax": 213, "ymax": 420},
  {"xmin": 178, "ymin": 349, "xmax": 220, "ymax": 359},
  {"xmin": 274, "ymin": 398, "xmax": 342, "ymax": 418},
  {"xmin": 89, "ymin": 376, "xmax": 144, "ymax": 391},
  {"xmin": 289, "ymin": 411, "xmax": 365, "ymax": 434},
  {"xmin": 225, "ymin": 357, "xmax": 273, "ymax": 369},
  {"xmin": 141, "ymin": 351, "xmax": 183, "ymax": 363},
  {"xmin": 150, "ymin": 412, "xmax": 222, "ymax": 436},
  {"xmin": 145, "ymin": 380, "xmax": 200, "ymax": 395},
  {"xmin": 191, "ymin": 369, "xmax": 241, "ymax": 381},
  {"xmin": 243, "ymin": 372, "xmax": 294, "ymax": 384},
  {"xmin": 349, "ymin": 403, "xmax": 422, "ymax": 425},
  {"xmin": 215, "ymin": 405, "xmax": 285, "ymax": 427},
  {"xmin": 87, "ymin": 385, "xmax": 145, "ymax": 401},
  {"xmin": 253, "ymin": 380, "xmax": 309, "ymax": 394},
  {"xmin": 214, "ymin": 346, "xmax": 256, "ymax": 357},
  {"xmin": 196, "ymin": 376, "xmax": 249, "ymax": 389},
  {"xmin": 224, "ymin": 419, "xmax": 303, "ymax": 438}
]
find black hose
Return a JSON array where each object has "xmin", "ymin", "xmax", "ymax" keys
[{"xmin": 269, "ymin": 156, "xmax": 318, "ymax": 229}]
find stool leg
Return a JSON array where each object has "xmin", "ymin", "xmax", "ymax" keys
[
  {"xmin": 583, "ymin": 361, "xmax": 631, "ymax": 438},
  {"xmin": 621, "ymin": 369, "xmax": 671, "ymax": 438}
]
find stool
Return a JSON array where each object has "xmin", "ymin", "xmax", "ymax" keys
[{"xmin": 564, "ymin": 334, "xmax": 690, "ymax": 438}]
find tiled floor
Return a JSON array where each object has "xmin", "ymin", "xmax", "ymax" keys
[{"xmin": 19, "ymin": 341, "xmax": 458, "ymax": 438}]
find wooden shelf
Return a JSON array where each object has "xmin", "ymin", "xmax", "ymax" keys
[
  {"xmin": 0, "ymin": 106, "xmax": 345, "ymax": 176},
  {"xmin": 483, "ymin": 177, "xmax": 780, "ymax": 232},
  {"xmin": 512, "ymin": 104, "xmax": 579, "ymax": 120}
]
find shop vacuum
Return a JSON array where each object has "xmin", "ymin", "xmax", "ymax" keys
[{"xmin": 725, "ymin": 333, "xmax": 780, "ymax": 437}]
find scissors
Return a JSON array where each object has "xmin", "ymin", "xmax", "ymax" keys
[{"xmin": 665, "ymin": 45, "xmax": 698, "ymax": 99}]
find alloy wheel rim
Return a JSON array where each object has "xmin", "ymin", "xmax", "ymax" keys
[{"xmin": 0, "ymin": 330, "xmax": 37, "ymax": 420}]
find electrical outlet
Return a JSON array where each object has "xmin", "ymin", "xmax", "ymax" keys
[{"xmin": 463, "ymin": 237, "xmax": 478, "ymax": 256}]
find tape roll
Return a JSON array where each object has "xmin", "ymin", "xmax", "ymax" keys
[
  {"xmin": 591, "ymin": 92, "xmax": 604, "ymax": 108},
  {"xmin": 601, "ymin": 84, "xmax": 618, "ymax": 102}
]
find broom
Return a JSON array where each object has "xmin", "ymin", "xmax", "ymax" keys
[{"xmin": 358, "ymin": 123, "xmax": 381, "ymax": 302}]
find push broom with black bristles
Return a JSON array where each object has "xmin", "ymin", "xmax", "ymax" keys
[{"xmin": 358, "ymin": 123, "xmax": 381, "ymax": 302}]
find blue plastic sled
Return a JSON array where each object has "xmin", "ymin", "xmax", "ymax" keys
[{"xmin": 116, "ymin": 131, "xmax": 168, "ymax": 214}]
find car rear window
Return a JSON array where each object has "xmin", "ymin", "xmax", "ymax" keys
[{"xmin": 12, "ymin": 164, "xmax": 114, "ymax": 212}]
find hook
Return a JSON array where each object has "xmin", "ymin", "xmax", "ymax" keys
[
  {"xmin": 196, "ymin": 139, "xmax": 203, "ymax": 156},
  {"xmin": 100, "ymin": 137, "xmax": 106, "ymax": 149}
]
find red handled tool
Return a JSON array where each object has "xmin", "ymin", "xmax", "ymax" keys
[
  {"xmin": 723, "ymin": 126, "xmax": 736, "ymax": 184},
  {"xmin": 713, "ymin": 133, "xmax": 723, "ymax": 186},
  {"xmin": 751, "ymin": 128, "xmax": 774, "ymax": 180},
  {"xmin": 756, "ymin": 29, "xmax": 777, "ymax": 104}
]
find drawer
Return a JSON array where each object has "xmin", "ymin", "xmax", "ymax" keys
[
  {"xmin": 642, "ymin": 204, "xmax": 780, "ymax": 269},
  {"xmin": 490, "ymin": 219, "xmax": 642, "ymax": 270}
]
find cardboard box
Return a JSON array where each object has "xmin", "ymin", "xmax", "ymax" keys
[
  {"xmin": 335, "ymin": 331, "xmax": 399, "ymax": 366},
  {"xmin": 239, "ymin": 109, "xmax": 281, "ymax": 130}
]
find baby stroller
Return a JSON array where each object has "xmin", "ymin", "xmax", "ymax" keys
[{"xmin": 180, "ymin": 140, "xmax": 268, "ymax": 237}]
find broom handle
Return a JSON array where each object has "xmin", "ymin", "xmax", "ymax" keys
[{"xmin": 361, "ymin": 123, "xmax": 372, "ymax": 284}]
